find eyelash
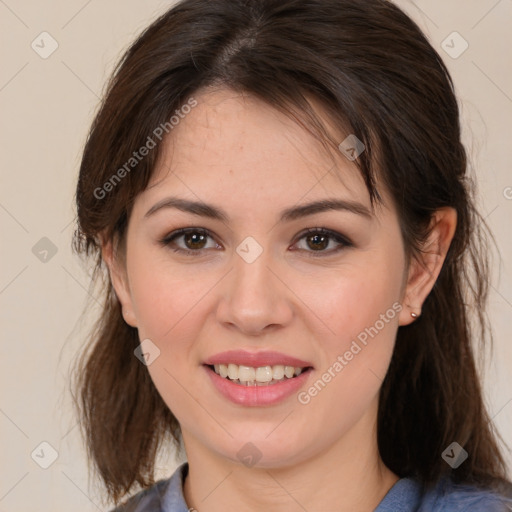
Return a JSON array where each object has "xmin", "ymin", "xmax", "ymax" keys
[{"xmin": 159, "ymin": 227, "xmax": 353, "ymax": 257}]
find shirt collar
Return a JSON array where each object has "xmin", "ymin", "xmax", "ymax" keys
[
  {"xmin": 162, "ymin": 463, "xmax": 425, "ymax": 512},
  {"xmin": 161, "ymin": 462, "xmax": 190, "ymax": 512}
]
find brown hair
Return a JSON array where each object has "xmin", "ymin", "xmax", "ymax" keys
[{"xmin": 72, "ymin": 0, "xmax": 510, "ymax": 505}]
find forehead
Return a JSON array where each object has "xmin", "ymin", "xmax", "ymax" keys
[{"xmin": 140, "ymin": 87, "xmax": 382, "ymax": 216}]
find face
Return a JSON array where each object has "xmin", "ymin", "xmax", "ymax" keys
[{"xmin": 109, "ymin": 88, "xmax": 417, "ymax": 469}]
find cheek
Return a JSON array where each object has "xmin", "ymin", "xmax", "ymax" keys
[
  {"xmin": 293, "ymin": 290, "xmax": 400, "ymax": 451},
  {"xmin": 126, "ymin": 253, "xmax": 216, "ymax": 427},
  {"xmin": 292, "ymin": 256, "xmax": 403, "ymax": 412},
  {"xmin": 126, "ymin": 246, "xmax": 216, "ymax": 341},
  {"xmin": 295, "ymin": 253, "xmax": 404, "ymax": 349}
]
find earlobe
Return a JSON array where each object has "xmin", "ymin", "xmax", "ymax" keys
[
  {"xmin": 399, "ymin": 207, "xmax": 457, "ymax": 326},
  {"xmin": 101, "ymin": 237, "xmax": 138, "ymax": 328}
]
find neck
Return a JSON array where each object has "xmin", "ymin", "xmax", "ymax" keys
[{"xmin": 182, "ymin": 400, "xmax": 399, "ymax": 512}]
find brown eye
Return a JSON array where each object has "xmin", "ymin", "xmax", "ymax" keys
[
  {"xmin": 183, "ymin": 231, "xmax": 208, "ymax": 250},
  {"xmin": 160, "ymin": 228, "xmax": 220, "ymax": 255},
  {"xmin": 305, "ymin": 233, "xmax": 329, "ymax": 251},
  {"xmin": 293, "ymin": 228, "xmax": 352, "ymax": 255}
]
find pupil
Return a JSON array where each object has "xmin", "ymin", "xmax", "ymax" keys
[
  {"xmin": 307, "ymin": 234, "xmax": 328, "ymax": 250},
  {"xmin": 183, "ymin": 233, "xmax": 329, "ymax": 251},
  {"xmin": 185, "ymin": 232, "xmax": 206, "ymax": 249}
]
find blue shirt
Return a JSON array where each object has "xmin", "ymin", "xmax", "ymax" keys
[{"xmin": 110, "ymin": 462, "xmax": 512, "ymax": 511}]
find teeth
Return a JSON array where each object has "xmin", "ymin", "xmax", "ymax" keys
[
  {"xmin": 255, "ymin": 366, "xmax": 273, "ymax": 382},
  {"xmin": 238, "ymin": 365, "xmax": 256, "ymax": 383},
  {"xmin": 272, "ymin": 365, "xmax": 284, "ymax": 380},
  {"xmin": 219, "ymin": 364, "xmax": 228, "ymax": 378},
  {"xmin": 228, "ymin": 363, "xmax": 238, "ymax": 380},
  {"xmin": 211, "ymin": 363, "xmax": 307, "ymax": 385},
  {"xmin": 284, "ymin": 366, "xmax": 294, "ymax": 378}
]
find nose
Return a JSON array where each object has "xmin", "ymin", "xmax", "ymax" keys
[{"xmin": 215, "ymin": 248, "xmax": 294, "ymax": 336}]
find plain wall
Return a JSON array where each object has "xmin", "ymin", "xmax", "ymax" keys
[{"xmin": 0, "ymin": 1, "xmax": 511, "ymax": 510}]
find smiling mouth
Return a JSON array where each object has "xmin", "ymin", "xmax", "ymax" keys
[{"xmin": 206, "ymin": 363, "xmax": 313, "ymax": 386}]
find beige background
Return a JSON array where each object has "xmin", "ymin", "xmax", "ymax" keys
[{"xmin": 1, "ymin": 0, "xmax": 511, "ymax": 510}]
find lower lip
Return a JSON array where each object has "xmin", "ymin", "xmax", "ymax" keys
[{"xmin": 204, "ymin": 365, "xmax": 312, "ymax": 406}]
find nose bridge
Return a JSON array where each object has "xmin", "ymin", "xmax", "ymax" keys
[{"xmin": 216, "ymin": 243, "xmax": 293, "ymax": 334}]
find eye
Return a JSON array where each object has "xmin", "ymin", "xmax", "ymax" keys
[
  {"xmin": 160, "ymin": 228, "xmax": 221, "ymax": 255},
  {"xmin": 159, "ymin": 226, "xmax": 352, "ymax": 257},
  {"xmin": 292, "ymin": 228, "xmax": 352, "ymax": 255}
]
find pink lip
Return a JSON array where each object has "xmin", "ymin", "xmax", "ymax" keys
[
  {"xmin": 204, "ymin": 365, "xmax": 313, "ymax": 406},
  {"xmin": 203, "ymin": 350, "xmax": 313, "ymax": 368}
]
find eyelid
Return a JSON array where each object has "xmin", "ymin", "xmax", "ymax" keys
[
  {"xmin": 290, "ymin": 227, "xmax": 353, "ymax": 255},
  {"xmin": 159, "ymin": 226, "xmax": 353, "ymax": 256},
  {"xmin": 159, "ymin": 227, "xmax": 221, "ymax": 255}
]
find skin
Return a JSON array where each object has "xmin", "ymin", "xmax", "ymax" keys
[{"xmin": 103, "ymin": 88, "xmax": 457, "ymax": 512}]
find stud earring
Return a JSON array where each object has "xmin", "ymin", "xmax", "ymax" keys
[{"xmin": 406, "ymin": 304, "xmax": 420, "ymax": 319}]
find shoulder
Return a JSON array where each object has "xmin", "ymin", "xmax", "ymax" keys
[
  {"xmin": 108, "ymin": 462, "xmax": 189, "ymax": 512},
  {"xmin": 376, "ymin": 475, "xmax": 512, "ymax": 512},
  {"xmin": 419, "ymin": 477, "xmax": 512, "ymax": 512},
  {"xmin": 108, "ymin": 478, "xmax": 171, "ymax": 512}
]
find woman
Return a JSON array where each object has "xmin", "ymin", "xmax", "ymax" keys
[{"xmin": 72, "ymin": 0, "xmax": 512, "ymax": 510}]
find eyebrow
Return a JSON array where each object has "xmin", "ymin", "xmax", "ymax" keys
[{"xmin": 144, "ymin": 196, "xmax": 372, "ymax": 222}]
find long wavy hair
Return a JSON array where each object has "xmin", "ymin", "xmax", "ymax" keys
[{"xmin": 71, "ymin": 0, "xmax": 510, "ymax": 505}]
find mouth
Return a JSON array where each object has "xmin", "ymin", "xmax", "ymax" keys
[
  {"xmin": 202, "ymin": 350, "xmax": 314, "ymax": 405},
  {"xmin": 205, "ymin": 363, "xmax": 314, "ymax": 386}
]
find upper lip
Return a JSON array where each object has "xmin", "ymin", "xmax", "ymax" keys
[{"xmin": 204, "ymin": 350, "xmax": 313, "ymax": 369}]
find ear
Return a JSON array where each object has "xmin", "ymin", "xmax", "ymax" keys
[
  {"xmin": 399, "ymin": 207, "xmax": 457, "ymax": 326},
  {"xmin": 101, "ymin": 235, "xmax": 138, "ymax": 328}
]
